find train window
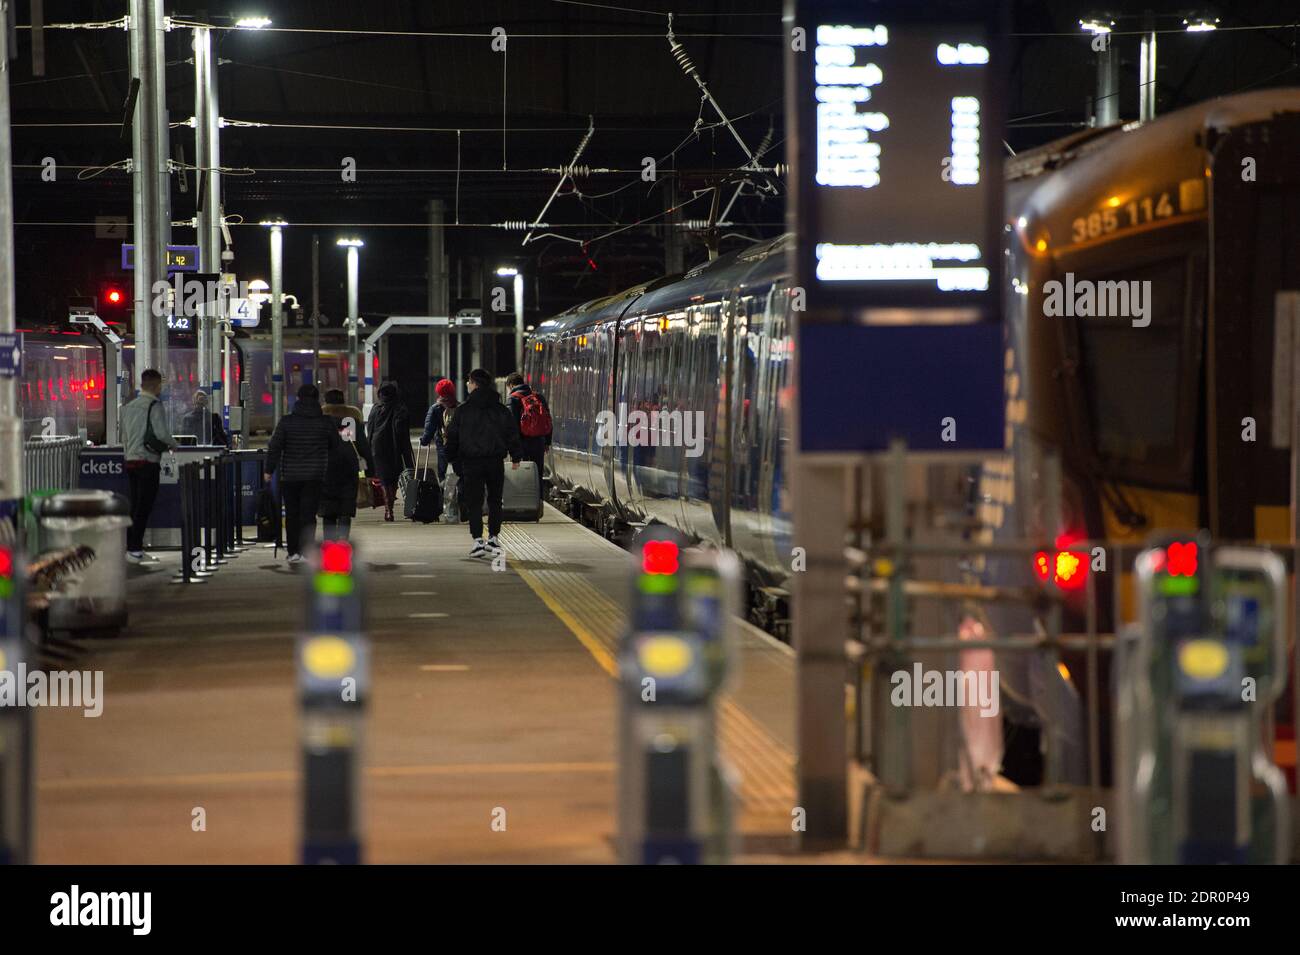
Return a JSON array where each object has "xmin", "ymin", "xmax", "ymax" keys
[{"xmin": 1073, "ymin": 256, "xmax": 1198, "ymax": 486}]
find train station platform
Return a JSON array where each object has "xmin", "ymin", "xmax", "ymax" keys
[{"xmin": 31, "ymin": 504, "xmax": 798, "ymax": 864}]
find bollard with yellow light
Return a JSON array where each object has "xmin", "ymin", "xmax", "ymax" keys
[
  {"xmin": 0, "ymin": 545, "xmax": 33, "ymax": 865},
  {"xmin": 298, "ymin": 539, "xmax": 369, "ymax": 865},
  {"xmin": 617, "ymin": 527, "xmax": 739, "ymax": 864},
  {"xmin": 1124, "ymin": 534, "xmax": 1289, "ymax": 864}
]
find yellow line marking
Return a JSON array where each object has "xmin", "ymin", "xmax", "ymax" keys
[
  {"xmin": 38, "ymin": 761, "xmax": 616, "ymax": 792},
  {"xmin": 513, "ymin": 564, "xmax": 618, "ymax": 676}
]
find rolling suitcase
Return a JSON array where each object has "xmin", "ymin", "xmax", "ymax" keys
[
  {"xmin": 490, "ymin": 460, "xmax": 543, "ymax": 522},
  {"xmin": 404, "ymin": 447, "xmax": 443, "ymax": 523}
]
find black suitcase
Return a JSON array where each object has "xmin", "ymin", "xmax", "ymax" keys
[{"xmin": 407, "ymin": 446, "xmax": 442, "ymax": 523}]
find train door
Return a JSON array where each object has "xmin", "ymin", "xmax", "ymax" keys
[{"xmin": 1208, "ymin": 113, "xmax": 1300, "ymax": 545}]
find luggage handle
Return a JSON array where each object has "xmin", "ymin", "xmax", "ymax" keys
[{"xmin": 416, "ymin": 443, "xmax": 435, "ymax": 479}]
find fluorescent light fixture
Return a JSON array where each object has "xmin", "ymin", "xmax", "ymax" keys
[
  {"xmin": 235, "ymin": 16, "xmax": 272, "ymax": 30},
  {"xmin": 1079, "ymin": 17, "xmax": 1114, "ymax": 34},
  {"xmin": 336, "ymin": 238, "xmax": 364, "ymax": 248},
  {"xmin": 259, "ymin": 218, "xmax": 287, "ymax": 227},
  {"xmin": 495, "ymin": 267, "xmax": 519, "ymax": 276},
  {"xmin": 1183, "ymin": 17, "xmax": 1219, "ymax": 32}
]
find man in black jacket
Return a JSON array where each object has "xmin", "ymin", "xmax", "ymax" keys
[
  {"xmin": 265, "ymin": 383, "xmax": 344, "ymax": 563},
  {"xmin": 445, "ymin": 368, "xmax": 523, "ymax": 558}
]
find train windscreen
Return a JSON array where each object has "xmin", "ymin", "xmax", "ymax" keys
[{"xmin": 1075, "ymin": 257, "xmax": 1196, "ymax": 487}]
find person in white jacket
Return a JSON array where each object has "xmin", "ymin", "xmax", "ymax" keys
[{"xmin": 118, "ymin": 369, "xmax": 177, "ymax": 562}]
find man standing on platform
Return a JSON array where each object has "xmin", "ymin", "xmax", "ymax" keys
[
  {"xmin": 119, "ymin": 368, "xmax": 177, "ymax": 563},
  {"xmin": 444, "ymin": 369, "xmax": 522, "ymax": 559},
  {"xmin": 265, "ymin": 383, "xmax": 343, "ymax": 564}
]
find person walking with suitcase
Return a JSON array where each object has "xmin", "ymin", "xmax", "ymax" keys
[
  {"xmin": 265, "ymin": 383, "xmax": 344, "ymax": 563},
  {"xmin": 419, "ymin": 378, "xmax": 459, "ymax": 482},
  {"xmin": 504, "ymin": 371, "xmax": 552, "ymax": 499},
  {"xmin": 367, "ymin": 381, "xmax": 414, "ymax": 522},
  {"xmin": 444, "ymin": 368, "xmax": 523, "ymax": 559},
  {"xmin": 320, "ymin": 389, "xmax": 376, "ymax": 541}
]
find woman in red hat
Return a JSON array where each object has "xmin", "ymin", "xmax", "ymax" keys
[{"xmin": 420, "ymin": 378, "xmax": 460, "ymax": 484}]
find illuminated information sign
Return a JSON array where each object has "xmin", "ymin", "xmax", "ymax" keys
[
  {"xmin": 794, "ymin": 3, "xmax": 1004, "ymax": 311},
  {"xmin": 789, "ymin": 0, "xmax": 1006, "ymax": 452}
]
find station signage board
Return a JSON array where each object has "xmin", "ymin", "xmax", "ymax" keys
[
  {"xmin": 120, "ymin": 244, "xmax": 202, "ymax": 273},
  {"xmin": 788, "ymin": 0, "xmax": 1007, "ymax": 452}
]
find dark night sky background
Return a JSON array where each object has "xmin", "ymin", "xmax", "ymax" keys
[{"xmin": 9, "ymin": 0, "xmax": 1300, "ymax": 337}]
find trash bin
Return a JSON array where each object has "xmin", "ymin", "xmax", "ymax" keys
[{"xmin": 37, "ymin": 490, "xmax": 131, "ymax": 633}]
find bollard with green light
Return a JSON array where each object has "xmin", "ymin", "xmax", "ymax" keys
[
  {"xmin": 617, "ymin": 527, "xmax": 740, "ymax": 864},
  {"xmin": 0, "ymin": 545, "xmax": 33, "ymax": 865},
  {"xmin": 298, "ymin": 539, "xmax": 369, "ymax": 864},
  {"xmin": 1125, "ymin": 534, "xmax": 1289, "ymax": 864}
]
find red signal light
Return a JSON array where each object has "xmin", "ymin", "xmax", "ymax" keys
[
  {"xmin": 320, "ymin": 541, "xmax": 353, "ymax": 575},
  {"xmin": 1033, "ymin": 548, "xmax": 1087, "ymax": 590},
  {"xmin": 0, "ymin": 547, "xmax": 12, "ymax": 578},
  {"xmin": 642, "ymin": 540, "xmax": 679, "ymax": 575},
  {"xmin": 106, "ymin": 289, "xmax": 122, "ymax": 304},
  {"xmin": 1167, "ymin": 541, "xmax": 1197, "ymax": 577}
]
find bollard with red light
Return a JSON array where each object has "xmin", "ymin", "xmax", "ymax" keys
[
  {"xmin": 618, "ymin": 527, "xmax": 738, "ymax": 864},
  {"xmin": 1123, "ymin": 533, "xmax": 1289, "ymax": 864},
  {"xmin": 0, "ymin": 545, "xmax": 34, "ymax": 865},
  {"xmin": 298, "ymin": 539, "xmax": 369, "ymax": 864}
]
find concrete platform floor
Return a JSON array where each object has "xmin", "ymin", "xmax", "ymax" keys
[{"xmin": 33, "ymin": 503, "xmax": 799, "ymax": 863}]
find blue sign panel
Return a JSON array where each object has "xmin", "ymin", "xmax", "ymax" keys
[
  {"xmin": 0, "ymin": 332, "xmax": 20, "ymax": 379},
  {"xmin": 799, "ymin": 322, "xmax": 1004, "ymax": 452}
]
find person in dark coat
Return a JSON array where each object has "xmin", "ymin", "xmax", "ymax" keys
[
  {"xmin": 366, "ymin": 381, "xmax": 414, "ymax": 522},
  {"xmin": 180, "ymin": 389, "xmax": 227, "ymax": 446},
  {"xmin": 504, "ymin": 372, "xmax": 551, "ymax": 497},
  {"xmin": 265, "ymin": 383, "xmax": 343, "ymax": 562},
  {"xmin": 419, "ymin": 378, "xmax": 459, "ymax": 482},
  {"xmin": 445, "ymin": 368, "xmax": 522, "ymax": 558},
  {"xmin": 320, "ymin": 389, "xmax": 376, "ymax": 540}
]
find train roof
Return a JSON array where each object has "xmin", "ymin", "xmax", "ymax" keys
[
  {"xmin": 532, "ymin": 234, "xmax": 790, "ymax": 338},
  {"xmin": 1007, "ymin": 87, "xmax": 1300, "ymax": 252}
]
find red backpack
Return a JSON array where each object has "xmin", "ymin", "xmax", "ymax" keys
[{"xmin": 519, "ymin": 392, "xmax": 552, "ymax": 438}]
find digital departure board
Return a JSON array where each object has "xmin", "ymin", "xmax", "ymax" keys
[
  {"xmin": 788, "ymin": 1, "xmax": 1007, "ymax": 452},
  {"xmin": 790, "ymin": 0, "xmax": 1005, "ymax": 314}
]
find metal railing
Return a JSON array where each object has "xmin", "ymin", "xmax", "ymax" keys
[{"xmin": 23, "ymin": 436, "xmax": 83, "ymax": 496}]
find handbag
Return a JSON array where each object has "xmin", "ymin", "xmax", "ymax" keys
[
  {"xmin": 143, "ymin": 398, "xmax": 171, "ymax": 455},
  {"xmin": 355, "ymin": 473, "xmax": 373, "ymax": 509}
]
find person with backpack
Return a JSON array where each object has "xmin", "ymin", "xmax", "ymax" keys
[
  {"xmin": 444, "ymin": 368, "xmax": 523, "ymax": 558},
  {"xmin": 119, "ymin": 368, "xmax": 177, "ymax": 563},
  {"xmin": 505, "ymin": 371, "xmax": 552, "ymax": 498},
  {"xmin": 367, "ymin": 381, "xmax": 415, "ymax": 522},
  {"xmin": 265, "ymin": 383, "xmax": 344, "ymax": 563},
  {"xmin": 419, "ymin": 378, "xmax": 459, "ymax": 482},
  {"xmin": 320, "ymin": 389, "xmax": 376, "ymax": 540}
]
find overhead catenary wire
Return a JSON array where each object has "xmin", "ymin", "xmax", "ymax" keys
[
  {"xmin": 14, "ymin": 219, "xmax": 787, "ymax": 229},
  {"xmin": 166, "ymin": 18, "xmax": 781, "ymax": 40}
]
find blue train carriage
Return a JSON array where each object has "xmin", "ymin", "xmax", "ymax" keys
[{"xmin": 526, "ymin": 235, "xmax": 795, "ymax": 596}]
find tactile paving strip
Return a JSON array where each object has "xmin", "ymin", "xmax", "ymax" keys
[{"xmin": 499, "ymin": 525, "xmax": 796, "ymax": 830}]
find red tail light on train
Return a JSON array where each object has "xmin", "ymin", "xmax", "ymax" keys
[{"xmin": 1034, "ymin": 535, "xmax": 1088, "ymax": 591}]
